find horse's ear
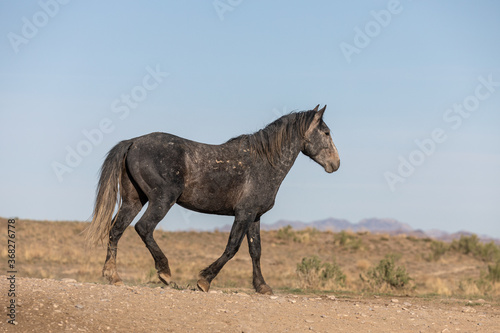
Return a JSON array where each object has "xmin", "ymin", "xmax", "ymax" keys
[
  {"xmin": 318, "ymin": 105, "xmax": 327, "ymax": 118},
  {"xmin": 306, "ymin": 105, "xmax": 326, "ymax": 135},
  {"xmin": 312, "ymin": 104, "xmax": 320, "ymax": 112},
  {"xmin": 313, "ymin": 105, "xmax": 326, "ymax": 122}
]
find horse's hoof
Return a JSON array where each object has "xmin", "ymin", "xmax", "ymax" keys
[
  {"xmin": 103, "ymin": 270, "xmax": 123, "ymax": 286},
  {"xmin": 197, "ymin": 278, "xmax": 210, "ymax": 292},
  {"xmin": 257, "ymin": 284, "xmax": 273, "ymax": 295},
  {"xmin": 158, "ymin": 272, "xmax": 171, "ymax": 285}
]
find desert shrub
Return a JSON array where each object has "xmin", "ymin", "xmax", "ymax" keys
[
  {"xmin": 296, "ymin": 256, "xmax": 345, "ymax": 290},
  {"xmin": 294, "ymin": 228, "xmax": 320, "ymax": 244},
  {"xmin": 487, "ymin": 260, "xmax": 500, "ymax": 283},
  {"xmin": 459, "ymin": 273, "xmax": 495, "ymax": 296},
  {"xmin": 457, "ymin": 263, "xmax": 500, "ymax": 296},
  {"xmin": 361, "ymin": 254, "xmax": 413, "ymax": 290},
  {"xmin": 277, "ymin": 225, "xmax": 295, "ymax": 241},
  {"xmin": 277, "ymin": 226, "xmax": 318, "ymax": 243},
  {"xmin": 480, "ymin": 242, "xmax": 500, "ymax": 262},
  {"xmin": 458, "ymin": 278, "xmax": 483, "ymax": 295},
  {"xmin": 425, "ymin": 240, "xmax": 449, "ymax": 261},
  {"xmin": 334, "ymin": 230, "xmax": 363, "ymax": 251},
  {"xmin": 450, "ymin": 235, "xmax": 500, "ymax": 262},
  {"xmin": 451, "ymin": 234, "xmax": 481, "ymax": 255},
  {"xmin": 336, "ymin": 230, "xmax": 349, "ymax": 246},
  {"xmin": 321, "ymin": 261, "xmax": 346, "ymax": 285}
]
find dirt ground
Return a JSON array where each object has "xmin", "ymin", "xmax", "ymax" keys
[{"xmin": 1, "ymin": 276, "xmax": 499, "ymax": 333}]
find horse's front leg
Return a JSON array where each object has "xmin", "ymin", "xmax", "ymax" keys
[
  {"xmin": 197, "ymin": 211, "xmax": 255, "ymax": 292},
  {"xmin": 247, "ymin": 219, "xmax": 273, "ymax": 295}
]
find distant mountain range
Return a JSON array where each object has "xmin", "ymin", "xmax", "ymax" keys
[{"xmin": 217, "ymin": 217, "xmax": 499, "ymax": 244}]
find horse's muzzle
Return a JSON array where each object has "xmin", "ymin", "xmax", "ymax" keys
[{"xmin": 325, "ymin": 160, "xmax": 340, "ymax": 173}]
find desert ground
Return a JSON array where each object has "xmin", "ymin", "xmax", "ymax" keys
[{"xmin": 1, "ymin": 218, "xmax": 499, "ymax": 332}]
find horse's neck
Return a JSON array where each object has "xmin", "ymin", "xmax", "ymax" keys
[
  {"xmin": 228, "ymin": 132, "xmax": 303, "ymax": 179},
  {"xmin": 270, "ymin": 133, "xmax": 303, "ymax": 177}
]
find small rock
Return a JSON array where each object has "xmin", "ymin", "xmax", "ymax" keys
[
  {"xmin": 327, "ymin": 295, "xmax": 336, "ymax": 300},
  {"xmin": 61, "ymin": 278, "xmax": 77, "ymax": 283},
  {"xmin": 237, "ymin": 292, "xmax": 249, "ymax": 297},
  {"xmin": 391, "ymin": 299, "xmax": 399, "ymax": 303},
  {"xmin": 75, "ymin": 304, "xmax": 84, "ymax": 309},
  {"xmin": 53, "ymin": 304, "xmax": 59, "ymax": 308},
  {"xmin": 289, "ymin": 299, "xmax": 297, "ymax": 304},
  {"xmin": 270, "ymin": 296, "xmax": 278, "ymax": 300},
  {"xmin": 305, "ymin": 319, "xmax": 314, "ymax": 323},
  {"xmin": 462, "ymin": 307, "xmax": 477, "ymax": 313}
]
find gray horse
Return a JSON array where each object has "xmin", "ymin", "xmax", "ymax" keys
[{"xmin": 85, "ymin": 105, "xmax": 340, "ymax": 295}]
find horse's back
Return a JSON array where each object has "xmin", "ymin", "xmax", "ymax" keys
[{"xmin": 124, "ymin": 132, "xmax": 251, "ymax": 215}]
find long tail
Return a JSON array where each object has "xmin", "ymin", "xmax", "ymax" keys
[{"xmin": 84, "ymin": 140, "xmax": 133, "ymax": 247}]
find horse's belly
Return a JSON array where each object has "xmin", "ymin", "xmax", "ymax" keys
[{"xmin": 177, "ymin": 189, "xmax": 236, "ymax": 216}]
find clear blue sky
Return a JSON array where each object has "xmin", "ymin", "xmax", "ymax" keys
[{"xmin": 1, "ymin": 1, "xmax": 499, "ymax": 237}]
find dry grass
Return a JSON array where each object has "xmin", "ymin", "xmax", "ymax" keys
[{"xmin": 1, "ymin": 218, "xmax": 499, "ymax": 297}]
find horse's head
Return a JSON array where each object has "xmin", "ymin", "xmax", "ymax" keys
[{"xmin": 302, "ymin": 105, "xmax": 340, "ymax": 173}]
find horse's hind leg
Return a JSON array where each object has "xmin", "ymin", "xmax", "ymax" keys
[
  {"xmin": 103, "ymin": 170, "xmax": 145, "ymax": 285},
  {"xmin": 102, "ymin": 201, "xmax": 142, "ymax": 285},
  {"xmin": 134, "ymin": 195, "xmax": 177, "ymax": 285}
]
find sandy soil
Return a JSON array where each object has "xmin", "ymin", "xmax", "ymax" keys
[{"xmin": 1, "ymin": 276, "xmax": 499, "ymax": 333}]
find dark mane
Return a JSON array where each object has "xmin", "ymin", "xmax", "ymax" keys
[{"xmin": 226, "ymin": 110, "xmax": 317, "ymax": 165}]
